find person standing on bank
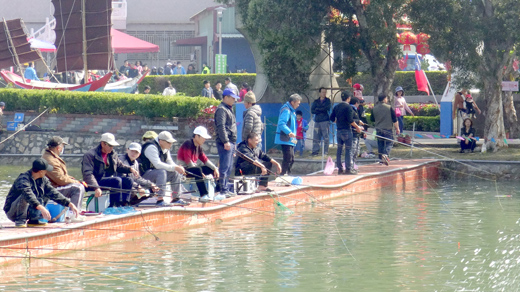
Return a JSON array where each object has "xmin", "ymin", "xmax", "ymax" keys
[
  {"xmin": 214, "ymin": 89, "xmax": 240, "ymax": 200},
  {"xmin": 394, "ymin": 86, "xmax": 414, "ymax": 134},
  {"xmin": 311, "ymin": 87, "xmax": 331, "ymax": 156},
  {"xmin": 275, "ymin": 94, "xmax": 301, "ymax": 175},
  {"xmin": 4, "ymin": 159, "xmax": 80, "ymax": 227},
  {"xmin": 242, "ymin": 91, "xmax": 263, "ymax": 145},
  {"xmin": 370, "ymin": 95, "xmax": 400, "ymax": 165},
  {"xmin": 330, "ymin": 91, "xmax": 363, "ymax": 175}
]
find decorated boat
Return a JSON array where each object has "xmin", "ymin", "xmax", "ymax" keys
[
  {"xmin": 104, "ymin": 70, "xmax": 149, "ymax": 93},
  {"xmin": 0, "ymin": 69, "xmax": 111, "ymax": 91}
]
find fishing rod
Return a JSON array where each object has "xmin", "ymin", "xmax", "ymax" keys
[{"xmin": 0, "ymin": 107, "xmax": 50, "ymax": 146}]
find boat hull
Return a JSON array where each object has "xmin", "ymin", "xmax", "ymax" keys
[
  {"xmin": 104, "ymin": 71, "xmax": 149, "ymax": 93},
  {"xmin": 0, "ymin": 70, "xmax": 112, "ymax": 91}
]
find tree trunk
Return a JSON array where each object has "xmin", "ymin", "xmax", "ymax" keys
[
  {"xmin": 482, "ymin": 79, "xmax": 507, "ymax": 150},
  {"xmin": 502, "ymin": 91, "xmax": 519, "ymax": 138}
]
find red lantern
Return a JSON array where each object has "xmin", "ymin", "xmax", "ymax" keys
[
  {"xmin": 416, "ymin": 33, "xmax": 430, "ymax": 45},
  {"xmin": 397, "ymin": 31, "xmax": 416, "ymax": 51},
  {"xmin": 416, "ymin": 44, "xmax": 430, "ymax": 55}
]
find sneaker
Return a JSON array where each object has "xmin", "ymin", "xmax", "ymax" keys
[
  {"xmin": 346, "ymin": 169, "xmax": 358, "ymax": 175},
  {"xmin": 155, "ymin": 200, "xmax": 172, "ymax": 207},
  {"xmin": 199, "ymin": 195, "xmax": 210, "ymax": 203},
  {"xmin": 368, "ymin": 153, "xmax": 376, "ymax": 159},
  {"xmin": 214, "ymin": 194, "xmax": 226, "ymax": 201},
  {"xmin": 225, "ymin": 191, "xmax": 236, "ymax": 198},
  {"xmin": 381, "ymin": 154, "xmax": 390, "ymax": 166},
  {"xmin": 27, "ymin": 220, "xmax": 47, "ymax": 227},
  {"xmin": 15, "ymin": 221, "xmax": 26, "ymax": 228},
  {"xmin": 337, "ymin": 169, "xmax": 345, "ymax": 175},
  {"xmin": 171, "ymin": 198, "xmax": 190, "ymax": 206}
]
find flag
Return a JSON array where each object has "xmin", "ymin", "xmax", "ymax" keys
[{"xmin": 415, "ymin": 54, "xmax": 430, "ymax": 95}]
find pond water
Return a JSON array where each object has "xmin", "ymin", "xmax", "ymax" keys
[{"xmin": 0, "ymin": 164, "xmax": 519, "ymax": 291}]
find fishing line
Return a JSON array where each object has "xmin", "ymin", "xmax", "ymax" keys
[
  {"xmin": 0, "ymin": 107, "xmax": 50, "ymax": 146},
  {"xmin": 0, "ymin": 245, "xmax": 165, "ymax": 256},
  {"xmin": 0, "ymin": 254, "xmax": 136, "ymax": 264}
]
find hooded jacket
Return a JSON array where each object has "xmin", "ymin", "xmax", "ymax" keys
[
  {"xmin": 275, "ymin": 102, "xmax": 297, "ymax": 146},
  {"xmin": 242, "ymin": 104, "xmax": 263, "ymax": 141}
]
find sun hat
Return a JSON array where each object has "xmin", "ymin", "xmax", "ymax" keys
[
  {"xmin": 142, "ymin": 131, "xmax": 158, "ymax": 141},
  {"xmin": 100, "ymin": 133, "xmax": 120, "ymax": 146}
]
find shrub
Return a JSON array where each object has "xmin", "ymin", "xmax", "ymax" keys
[
  {"xmin": 139, "ymin": 73, "xmax": 256, "ymax": 96},
  {"xmin": 0, "ymin": 89, "xmax": 220, "ymax": 118},
  {"xmin": 364, "ymin": 103, "xmax": 439, "ymax": 117}
]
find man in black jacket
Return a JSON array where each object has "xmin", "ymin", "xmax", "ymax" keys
[
  {"xmin": 82, "ymin": 133, "xmax": 139, "ymax": 207},
  {"xmin": 235, "ymin": 132, "xmax": 281, "ymax": 192},
  {"xmin": 214, "ymin": 88, "xmax": 240, "ymax": 200},
  {"xmin": 4, "ymin": 158, "xmax": 80, "ymax": 227},
  {"xmin": 311, "ymin": 87, "xmax": 332, "ymax": 156}
]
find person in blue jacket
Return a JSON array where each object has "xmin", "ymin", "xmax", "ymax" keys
[
  {"xmin": 275, "ymin": 94, "xmax": 301, "ymax": 175},
  {"xmin": 24, "ymin": 63, "xmax": 39, "ymax": 81}
]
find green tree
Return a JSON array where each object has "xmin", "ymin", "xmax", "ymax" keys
[{"xmin": 408, "ymin": 0, "xmax": 520, "ymax": 148}]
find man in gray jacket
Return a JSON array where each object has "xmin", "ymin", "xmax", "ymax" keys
[
  {"xmin": 311, "ymin": 87, "xmax": 331, "ymax": 156},
  {"xmin": 370, "ymin": 95, "xmax": 400, "ymax": 165},
  {"xmin": 241, "ymin": 91, "xmax": 263, "ymax": 144},
  {"xmin": 214, "ymin": 88, "xmax": 240, "ymax": 200}
]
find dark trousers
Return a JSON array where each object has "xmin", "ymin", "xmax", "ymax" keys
[
  {"xmin": 236, "ymin": 161, "xmax": 273, "ymax": 187},
  {"xmin": 460, "ymin": 139, "xmax": 476, "ymax": 151},
  {"xmin": 336, "ymin": 129, "xmax": 353, "ymax": 171},
  {"xmin": 186, "ymin": 166, "xmax": 214, "ymax": 196},
  {"xmin": 281, "ymin": 144, "xmax": 294, "ymax": 175},
  {"xmin": 5, "ymin": 195, "xmax": 44, "ymax": 224},
  {"xmin": 217, "ymin": 142, "xmax": 235, "ymax": 192},
  {"xmin": 99, "ymin": 177, "xmax": 134, "ymax": 207},
  {"xmin": 376, "ymin": 129, "xmax": 394, "ymax": 160},
  {"xmin": 397, "ymin": 116, "xmax": 404, "ymax": 133}
]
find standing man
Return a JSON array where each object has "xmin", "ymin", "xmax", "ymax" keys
[
  {"xmin": 370, "ymin": 95, "xmax": 400, "ymax": 165},
  {"xmin": 214, "ymin": 81, "xmax": 223, "ymax": 100},
  {"xmin": 201, "ymin": 80, "xmax": 214, "ymax": 98},
  {"xmin": 452, "ymin": 89, "xmax": 466, "ymax": 136},
  {"xmin": 140, "ymin": 131, "xmax": 188, "ymax": 206},
  {"xmin": 164, "ymin": 62, "xmax": 173, "ymax": 75},
  {"xmin": 42, "ymin": 136, "xmax": 86, "ymax": 211},
  {"xmin": 173, "ymin": 61, "xmax": 186, "ymax": 75},
  {"xmin": 224, "ymin": 77, "xmax": 239, "ymax": 96},
  {"xmin": 311, "ymin": 87, "xmax": 332, "ymax": 156},
  {"xmin": 4, "ymin": 159, "xmax": 80, "ymax": 227},
  {"xmin": 242, "ymin": 91, "xmax": 263, "ymax": 144},
  {"xmin": 330, "ymin": 91, "xmax": 363, "ymax": 175},
  {"xmin": 202, "ymin": 63, "xmax": 211, "ymax": 74},
  {"xmin": 214, "ymin": 88, "xmax": 240, "ymax": 200},
  {"xmin": 275, "ymin": 94, "xmax": 301, "ymax": 175},
  {"xmin": 24, "ymin": 63, "xmax": 39, "ymax": 81},
  {"xmin": 82, "ymin": 133, "xmax": 139, "ymax": 207},
  {"xmin": 0, "ymin": 101, "xmax": 5, "ymax": 133}
]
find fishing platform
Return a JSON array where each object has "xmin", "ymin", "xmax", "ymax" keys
[{"xmin": 0, "ymin": 159, "xmax": 440, "ymax": 265}]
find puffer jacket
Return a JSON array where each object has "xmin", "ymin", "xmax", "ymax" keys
[
  {"xmin": 214, "ymin": 102, "xmax": 237, "ymax": 145},
  {"xmin": 242, "ymin": 105, "xmax": 263, "ymax": 141}
]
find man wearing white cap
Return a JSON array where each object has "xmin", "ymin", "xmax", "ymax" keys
[
  {"xmin": 139, "ymin": 131, "xmax": 188, "ymax": 207},
  {"xmin": 177, "ymin": 126, "xmax": 219, "ymax": 202},
  {"xmin": 82, "ymin": 133, "xmax": 139, "ymax": 207},
  {"xmin": 118, "ymin": 143, "xmax": 159, "ymax": 206}
]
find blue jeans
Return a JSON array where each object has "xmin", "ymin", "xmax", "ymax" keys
[
  {"xmin": 99, "ymin": 177, "xmax": 134, "ymax": 207},
  {"xmin": 296, "ymin": 139, "xmax": 305, "ymax": 156},
  {"xmin": 376, "ymin": 129, "xmax": 394, "ymax": 161},
  {"xmin": 397, "ymin": 116, "xmax": 404, "ymax": 133},
  {"xmin": 336, "ymin": 129, "xmax": 353, "ymax": 171},
  {"xmin": 217, "ymin": 142, "xmax": 235, "ymax": 192},
  {"xmin": 350, "ymin": 135, "xmax": 360, "ymax": 167}
]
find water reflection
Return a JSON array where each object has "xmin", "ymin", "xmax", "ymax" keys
[{"xmin": 1, "ymin": 180, "xmax": 520, "ymax": 291}]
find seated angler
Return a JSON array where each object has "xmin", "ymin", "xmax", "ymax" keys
[
  {"xmin": 235, "ymin": 132, "xmax": 282, "ymax": 192},
  {"xmin": 82, "ymin": 133, "xmax": 139, "ymax": 208},
  {"xmin": 139, "ymin": 131, "xmax": 189, "ymax": 207},
  {"xmin": 118, "ymin": 143, "xmax": 160, "ymax": 206},
  {"xmin": 177, "ymin": 126, "xmax": 219, "ymax": 202},
  {"xmin": 42, "ymin": 136, "xmax": 86, "ymax": 213},
  {"xmin": 4, "ymin": 159, "xmax": 80, "ymax": 227}
]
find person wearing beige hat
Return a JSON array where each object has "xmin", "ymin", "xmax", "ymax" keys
[
  {"xmin": 241, "ymin": 91, "xmax": 263, "ymax": 145},
  {"xmin": 82, "ymin": 133, "xmax": 139, "ymax": 207},
  {"xmin": 42, "ymin": 136, "xmax": 86, "ymax": 214},
  {"xmin": 142, "ymin": 131, "xmax": 158, "ymax": 142},
  {"xmin": 140, "ymin": 131, "xmax": 189, "ymax": 207}
]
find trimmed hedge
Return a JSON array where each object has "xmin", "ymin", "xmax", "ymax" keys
[
  {"xmin": 139, "ymin": 73, "xmax": 257, "ymax": 97},
  {"xmin": 365, "ymin": 103, "xmax": 440, "ymax": 117},
  {"xmin": 337, "ymin": 71, "xmax": 448, "ymax": 96},
  {"xmin": 365, "ymin": 113, "xmax": 440, "ymax": 132},
  {"xmin": 0, "ymin": 89, "xmax": 220, "ymax": 118}
]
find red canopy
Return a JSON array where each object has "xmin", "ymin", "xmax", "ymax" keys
[{"xmin": 110, "ymin": 28, "xmax": 159, "ymax": 54}]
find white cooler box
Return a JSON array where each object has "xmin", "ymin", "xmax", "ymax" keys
[
  {"xmin": 233, "ymin": 177, "xmax": 258, "ymax": 195},
  {"xmin": 86, "ymin": 195, "xmax": 110, "ymax": 213}
]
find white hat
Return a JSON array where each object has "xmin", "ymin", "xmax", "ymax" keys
[
  {"xmin": 128, "ymin": 142, "xmax": 142, "ymax": 153},
  {"xmin": 157, "ymin": 131, "xmax": 176, "ymax": 143},
  {"xmin": 100, "ymin": 133, "xmax": 120, "ymax": 146},
  {"xmin": 193, "ymin": 126, "xmax": 211, "ymax": 139}
]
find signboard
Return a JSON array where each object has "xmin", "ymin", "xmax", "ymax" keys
[
  {"xmin": 502, "ymin": 81, "xmax": 519, "ymax": 92},
  {"xmin": 215, "ymin": 54, "xmax": 227, "ymax": 74}
]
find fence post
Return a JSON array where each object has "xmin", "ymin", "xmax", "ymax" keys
[
  {"xmin": 321, "ymin": 139, "xmax": 325, "ymax": 169},
  {"xmin": 263, "ymin": 116, "xmax": 267, "ymax": 151},
  {"xmin": 409, "ymin": 122, "xmax": 415, "ymax": 157}
]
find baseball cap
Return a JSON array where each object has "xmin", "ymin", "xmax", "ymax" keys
[
  {"xmin": 222, "ymin": 88, "xmax": 240, "ymax": 99},
  {"xmin": 100, "ymin": 133, "xmax": 120, "ymax": 146},
  {"xmin": 128, "ymin": 142, "xmax": 142, "ymax": 153},
  {"xmin": 47, "ymin": 136, "xmax": 69, "ymax": 147},
  {"xmin": 142, "ymin": 131, "xmax": 158, "ymax": 141},
  {"xmin": 193, "ymin": 126, "xmax": 211, "ymax": 139},
  {"xmin": 32, "ymin": 158, "xmax": 53, "ymax": 172},
  {"xmin": 243, "ymin": 91, "xmax": 256, "ymax": 103},
  {"xmin": 157, "ymin": 131, "xmax": 176, "ymax": 143}
]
